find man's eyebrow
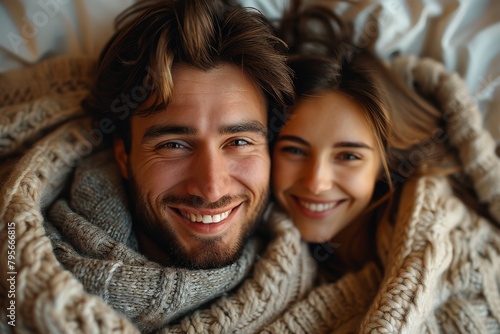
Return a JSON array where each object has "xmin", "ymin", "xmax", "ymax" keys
[
  {"xmin": 142, "ymin": 121, "xmax": 267, "ymax": 143},
  {"xmin": 142, "ymin": 125, "xmax": 196, "ymax": 143},
  {"xmin": 219, "ymin": 121, "xmax": 268, "ymax": 136}
]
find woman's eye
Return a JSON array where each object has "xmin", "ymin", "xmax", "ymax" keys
[
  {"xmin": 281, "ymin": 146, "xmax": 305, "ymax": 156},
  {"xmin": 338, "ymin": 153, "xmax": 360, "ymax": 161}
]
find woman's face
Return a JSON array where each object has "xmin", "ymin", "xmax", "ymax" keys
[{"xmin": 272, "ymin": 90, "xmax": 382, "ymax": 243}]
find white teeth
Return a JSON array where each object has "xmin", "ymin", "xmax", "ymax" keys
[
  {"xmin": 299, "ymin": 200, "xmax": 336, "ymax": 212},
  {"xmin": 182, "ymin": 209, "xmax": 232, "ymax": 224}
]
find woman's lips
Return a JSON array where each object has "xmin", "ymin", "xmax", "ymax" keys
[{"xmin": 292, "ymin": 196, "xmax": 345, "ymax": 219}]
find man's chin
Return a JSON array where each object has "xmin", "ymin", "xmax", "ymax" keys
[
  {"xmin": 171, "ymin": 241, "xmax": 245, "ymax": 270},
  {"xmin": 138, "ymin": 225, "xmax": 248, "ymax": 269}
]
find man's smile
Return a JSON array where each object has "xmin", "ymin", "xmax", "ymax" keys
[{"xmin": 180, "ymin": 208, "xmax": 233, "ymax": 224}]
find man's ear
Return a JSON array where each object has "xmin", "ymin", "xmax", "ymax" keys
[{"xmin": 114, "ymin": 138, "xmax": 130, "ymax": 179}]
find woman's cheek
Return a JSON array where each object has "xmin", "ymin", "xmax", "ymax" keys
[{"xmin": 340, "ymin": 166, "xmax": 377, "ymax": 199}]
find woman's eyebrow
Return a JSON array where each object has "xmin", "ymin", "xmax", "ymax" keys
[
  {"xmin": 334, "ymin": 141, "xmax": 373, "ymax": 150},
  {"xmin": 275, "ymin": 135, "xmax": 310, "ymax": 146},
  {"xmin": 276, "ymin": 136, "xmax": 373, "ymax": 150}
]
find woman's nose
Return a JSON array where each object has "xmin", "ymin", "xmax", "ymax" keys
[{"xmin": 303, "ymin": 158, "xmax": 333, "ymax": 194}]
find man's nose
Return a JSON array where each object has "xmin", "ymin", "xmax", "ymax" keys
[
  {"xmin": 303, "ymin": 158, "xmax": 333, "ymax": 195},
  {"xmin": 186, "ymin": 147, "xmax": 230, "ymax": 202}
]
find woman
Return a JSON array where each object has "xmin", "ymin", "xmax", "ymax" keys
[
  {"xmin": 263, "ymin": 3, "xmax": 500, "ymax": 332},
  {"xmin": 272, "ymin": 51, "xmax": 391, "ymax": 277},
  {"xmin": 272, "ymin": 0, "xmax": 497, "ymax": 276},
  {"xmin": 272, "ymin": 47, "xmax": 471, "ymax": 277}
]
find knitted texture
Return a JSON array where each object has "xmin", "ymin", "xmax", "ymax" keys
[
  {"xmin": 0, "ymin": 56, "xmax": 95, "ymax": 158},
  {"xmin": 361, "ymin": 56, "xmax": 500, "ymax": 333},
  {"xmin": 1, "ymin": 57, "xmax": 135, "ymax": 333},
  {"xmin": 260, "ymin": 56, "xmax": 500, "ymax": 333},
  {"xmin": 160, "ymin": 208, "xmax": 316, "ymax": 334},
  {"xmin": 392, "ymin": 56, "xmax": 500, "ymax": 222},
  {"xmin": 2, "ymin": 55, "xmax": 500, "ymax": 333},
  {"xmin": 46, "ymin": 150, "xmax": 263, "ymax": 332},
  {"xmin": 262, "ymin": 262, "xmax": 383, "ymax": 333},
  {"xmin": 0, "ymin": 56, "xmax": 315, "ymax": 333}
]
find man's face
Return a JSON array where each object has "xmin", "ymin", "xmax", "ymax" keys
[{"xmin": 114, "ymin": 63, "xmax": 270, "ymax": 269}]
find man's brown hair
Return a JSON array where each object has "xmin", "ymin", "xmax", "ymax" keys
[{"xmin": 82, "ymin": 0, "xmax": 294, "ymax": 151}]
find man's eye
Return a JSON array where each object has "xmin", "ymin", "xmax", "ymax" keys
[
  {"xmin": 157, "ymin": 142, "xmax": 185, "ymax": 150},
  {"xmin": 230, "ymin": 139, "xmax": 251, "ymax": 146}
]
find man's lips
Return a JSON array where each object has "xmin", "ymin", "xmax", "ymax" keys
[
  {"xmin": 169, "ymin": 204, "xmax": 242, "ymax": 235},
  {"xmin": 170, "ymin": 204, "xmax": 241, "ymax": 225},
  {"xmin": 180, "ymin": 208, "xmax": 232, "ymax": 224}
]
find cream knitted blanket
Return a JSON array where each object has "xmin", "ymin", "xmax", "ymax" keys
[
  {"xmin": 1, "ymin": 55, "xmax": 500, "ymax": 334},
  {"xmin": 0, "ymin": 57, "xmax": 315, "ymax": 333},
  {"xmin": 261, "ymin": 56, "xmax": 500, "ymax": 333}
]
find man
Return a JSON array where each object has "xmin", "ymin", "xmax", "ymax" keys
[
  {"xmin": 0, "ymin": 0, "xmax": 314, "ymax": 332},
  {"xmin": 82, "ymin": 0, "xmax": 293, "ymax": 271}
]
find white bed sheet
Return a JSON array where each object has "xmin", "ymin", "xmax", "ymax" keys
[{"xmin": 0, "ymin": 0, "xmax": 498, "ymax": 142}]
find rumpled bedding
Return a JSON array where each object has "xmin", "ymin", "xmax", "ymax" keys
[{"xmin": 1, "ymin": 0, "xmax": 499, "ymax": 142}]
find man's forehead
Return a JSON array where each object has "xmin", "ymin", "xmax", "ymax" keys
[
  {"xmin": 170, "ymin": 64, "xmax": 264, "ymax": 99},
  {"xmin": 138, "ymin": 63, "xmax": 267, "ymax": 114}
]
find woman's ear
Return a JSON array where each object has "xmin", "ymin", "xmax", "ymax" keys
[{"xmin": 113, "ymin": 138, "xmax": 130, "ymax": 179}]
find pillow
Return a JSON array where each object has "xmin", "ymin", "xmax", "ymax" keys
[{"xmin": 0, "ymin": 0, "xmax": 134, "ymax": 72}]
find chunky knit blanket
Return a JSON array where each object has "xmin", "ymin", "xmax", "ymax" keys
[
  {"xmin": 262, "ymin": 56, "xmax": 500, "ymax": 333},
  {"xmin": 0, "ymin": 57, "xmax": 315, "ymax": 333},
  {"xmin": 1, "ymin": 55, "xmax": 500, "ymax": 333}
]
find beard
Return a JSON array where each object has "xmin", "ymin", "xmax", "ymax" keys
[{"xmin": 126, "ymin": 172, "xmax": 269, "ymax": 270}]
